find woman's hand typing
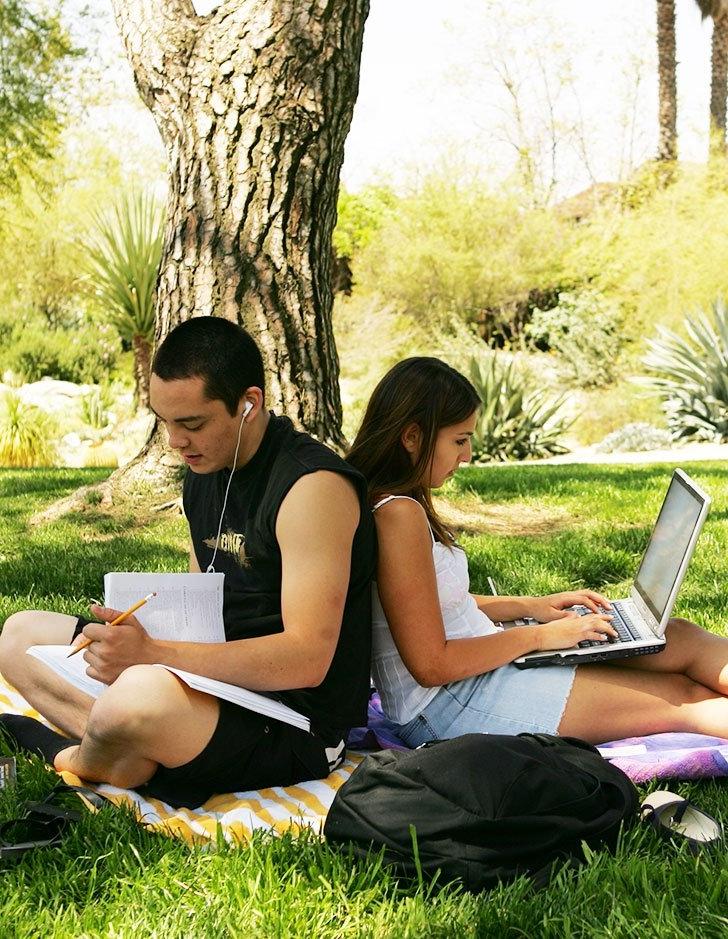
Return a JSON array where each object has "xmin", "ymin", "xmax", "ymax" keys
[
  {"xmin": 535, "ymin": 611, "xmax": 617, "ymax": 651},
  {"xmin": 528, "ymin": 590, "xmax": 611, "ymax": 623}
]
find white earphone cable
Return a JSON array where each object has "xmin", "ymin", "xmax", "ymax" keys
[{"xmin": 206, "ymin": 407, "xmax": 248, "ymax": 574}]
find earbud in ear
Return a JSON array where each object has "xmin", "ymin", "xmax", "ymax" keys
[{"xmin": 242, "ymin": 401, "xmax": 253, "ymax": 419}]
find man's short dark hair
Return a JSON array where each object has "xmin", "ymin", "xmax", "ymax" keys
[{"xmin": 152, "ymin": 318, "xmax": 265, "ymax": 415}]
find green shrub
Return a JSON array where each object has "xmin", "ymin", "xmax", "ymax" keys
[
  {"xmin": 352, "ymin": 170, "xmax": 568, "ymax": 338},
  {"xmin": 642, "ymin": 299, "xmax": 728, "ymax": 441},
  {"xmin": 0, "ymin": 312, "xmax": 15, "ymax": 346},
  {"xmin": 468, "ymin": 354, "xmax": 570, "ymax": 462},
  {"xmin": 0, "ymin": 392, "xmax": 56, "ymax": 466},
  {"xmin": 333, "ymin": 185, "xmax": 398, "ymax": 259},
  {"xmin": 568, "ymin": 380, "xmax": 665, "ymax": 446},
  {"xmin": 563, "ymin": 159, "xmax": 728, "ymax": 344},
  {"xmin": 335, "ymin": 293, "xmax": 488, "ymax": 441},
  {"xmin": 526, "ymin": 289, "xmax": 622, "ymax": 388},
  {"xmin": 0, "ymin": 319, "xmax": 121, "ymax": 384},
  {"xmin": 82, "ymin": 190, "xmax": 163, "ymax": 345}
]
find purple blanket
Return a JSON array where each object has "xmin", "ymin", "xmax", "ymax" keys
[{"xmin": 348, "ymin": 695, "xmax": 728, "ymax": 784}]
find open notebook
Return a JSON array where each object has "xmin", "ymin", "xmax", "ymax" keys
[{"xmin": 27, "ymin": 571, "xmax": 310, "ymax": 733}]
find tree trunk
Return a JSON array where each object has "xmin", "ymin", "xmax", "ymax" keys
[
  {"xmin": 107, "ymin": 0, "xmax": 368, "ymax": 493},
  {"xmin": 710, "ymin": 12, "xmax": 728, "ymax": 153},
  {"xmin": 131, "ymin": 333, "xmax": 152, "ymax": 410},
  {"xmin": 656, "ymin": 0, "xmax": 678, "ymax": 162}
]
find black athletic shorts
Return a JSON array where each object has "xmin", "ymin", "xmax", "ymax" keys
[{"xmin": 72, "ymin": 617, "xmax": 341, "ymax": 809}]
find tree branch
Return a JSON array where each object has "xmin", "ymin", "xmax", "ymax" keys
[{"xmin": 110, "ymin": 0, "xmax": 202, "ymax": 111}]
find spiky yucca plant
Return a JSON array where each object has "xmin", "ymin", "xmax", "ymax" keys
[
  {"xmin": 643, "ymin": 299, "xmax": 728, "ymax": 441},
  {"xmin": 468, "ymin": 355, "xmax": 570, "ymax": 462},
  {"xmin": 80, "ymin": 385, "xmax": 114, "ymax": 430},
  {"xmin": 82, "ymin": 191, "xmax": 164, "ymax": 409},
  {"xmin": 0, "ymin": 393, "xmax": 56, "ymax": 467}
]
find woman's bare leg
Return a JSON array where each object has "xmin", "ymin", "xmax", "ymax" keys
[
  {"xmin": 558, "ymin": 662, "xmax": 728, "ymax": 743},
  {"xmin": 609, "ymin": 617, "xmax": 728, "ymax": 695}
]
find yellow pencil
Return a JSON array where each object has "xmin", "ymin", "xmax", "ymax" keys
[{"xmin": 67, "ymin": 592, "xmax": 156, "ymax": 658}]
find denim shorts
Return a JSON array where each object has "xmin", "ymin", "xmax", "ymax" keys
[{"xmin": 395, "ymin": 663, "xmax": 577, "ymax": 747}]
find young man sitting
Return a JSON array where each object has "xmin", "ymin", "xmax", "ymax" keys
[{"xmin": 0, "ymin": 318, "xmax": 376, "ymax": 807}]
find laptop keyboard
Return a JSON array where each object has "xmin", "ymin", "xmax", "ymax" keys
[{"xmin": 572, "ymin": 602, "xmax": 642, "ymax": 648}]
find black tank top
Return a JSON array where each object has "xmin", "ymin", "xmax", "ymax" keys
[{"xmin": 183, "ymin": 414, "xmax": 376, "ymax": 736}]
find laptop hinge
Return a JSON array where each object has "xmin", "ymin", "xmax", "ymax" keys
[{"xmin": 629, "ymin": 588, "xmax": 660, "ymax": 635}]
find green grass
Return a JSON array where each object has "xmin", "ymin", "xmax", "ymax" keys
[{"xmin": 2, "ymin": 464, "xmax": 728, "ymax": 938}]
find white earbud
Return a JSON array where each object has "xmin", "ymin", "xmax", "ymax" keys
[{"xmin": 242, "ymin": 401, "xmax": 253, "ymax": 419}]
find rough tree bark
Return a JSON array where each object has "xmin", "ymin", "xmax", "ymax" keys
[
  {"xmin": 656, "ymin": 0, "xmax": 677, "ymax": 162},
  {"xmin": 710, "ymin": 11, "xmax": 728, "ymax": 152},
  {"xmin": 107, "ymin": 0, "xmax": 368, "ymax": 492}
]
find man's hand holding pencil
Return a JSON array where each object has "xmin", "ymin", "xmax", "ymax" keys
[{"xmin": 74, "ymin": 594, "xmax": 158, "ymax": 685}]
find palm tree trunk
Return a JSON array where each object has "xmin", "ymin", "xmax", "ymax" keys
[
  {"xmin": 657, "ymin": 0, "xmax": 678, "ymax": 162},
  {"xmin": 710, "ymin": 12, "xmax": 728, "ymax": 152},
  {"xmin": 131, "ymin": 333, "xmax": 152, "ymax": 411}
]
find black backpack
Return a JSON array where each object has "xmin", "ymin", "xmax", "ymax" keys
[{"xmin": 324, "ymin": 733, "xmax": 638, "ymax": 892}]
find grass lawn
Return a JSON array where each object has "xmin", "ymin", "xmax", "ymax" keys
[{"xmin": 1, "ymin": 463, "xmax": 728, "ymax": 938}]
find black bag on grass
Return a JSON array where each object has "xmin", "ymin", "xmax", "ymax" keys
[{"xmin": 324, "ymin": 733, "xmax": 638, "ymax": 893}]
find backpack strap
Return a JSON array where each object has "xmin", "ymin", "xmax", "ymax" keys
[{"xmin": 0, "ymin": 781, "xmax": 104, "ymax": 860}]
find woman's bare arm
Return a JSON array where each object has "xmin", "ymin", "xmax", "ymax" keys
[{"xmin": 375, "ymin": 500, "xmax": 615, "ymax": 687}]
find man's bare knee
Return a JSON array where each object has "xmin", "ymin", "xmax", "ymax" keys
[
  {"xmin": 0, "ymin": 611, "xmax": 43, "ymax": 672},
  {"xmin": 86, "ymin": 665, "xmax": 180, "ymax": 749},
  {"xmin": 1, "ymin": 610, "xmax": 77, "ymax": 651},
  {"xmin": 85, "ymin": 665, "xmax": 219, "ymax": 770},
  {"xmin": 0, "ymin": 610, "xmax": 78, "ymax": 679},
  {"xmin": 86, "ymin": 692, "xmax": 148, "ymax": 751},
  {"xmin": 1, "ymin": 611, "xmax": 38, "ymax": 648}
]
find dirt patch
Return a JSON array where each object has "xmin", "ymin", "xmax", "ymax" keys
[
  {"xmin": 29, "ymin": 480, "xmax": 182, "ymax": 529},
  {"xmin": 434, "ymin": 494, "xmax": 573, "ymax": 537}
]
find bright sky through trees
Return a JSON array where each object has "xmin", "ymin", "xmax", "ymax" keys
[
  {"xmin": 89, "ymin": 0, "xmax": 714, "ymax": 198},
  {"xmin": 341, "ymin": 0, "xmax": 712, "ymax": 195}
]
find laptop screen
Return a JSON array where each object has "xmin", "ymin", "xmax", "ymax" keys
[{"xmin": 633, "ymin": 472, "xmax": 707, "ymax": 622}]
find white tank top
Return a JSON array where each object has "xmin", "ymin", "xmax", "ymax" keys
[{"xmin": 370, "ymin": 495, "xmax": 500, "ymax": 724}]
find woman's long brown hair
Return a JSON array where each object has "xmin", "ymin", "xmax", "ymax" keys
[{"xmin": 346, "ymin": 357, "xmax": 481, "ymax": 544}]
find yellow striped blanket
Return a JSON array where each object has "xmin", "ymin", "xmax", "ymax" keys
[{"xmin": 0, "ymin": 674, "xmax": 361, "ymax": 845}]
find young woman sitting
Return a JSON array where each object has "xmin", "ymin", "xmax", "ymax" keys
[{"xmin": 346, "ymin": 357, "xmax": 728, "ymax": 746}]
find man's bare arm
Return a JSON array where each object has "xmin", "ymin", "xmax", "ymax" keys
[{"xmin": 83, "ymin": 472, "xmax": 360, "ymax": 690}]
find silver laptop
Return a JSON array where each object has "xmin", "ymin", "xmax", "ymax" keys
[{"xmin": 514, "ymin": 469, "xmax": 711, "ymax": 669}]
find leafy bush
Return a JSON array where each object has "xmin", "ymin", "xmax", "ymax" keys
[
  {"xmin": 594, "ymin": 422, "xmax": 673, "ymax": 454},
  {"xmin": 526, "ymin": 289, "xmax": 622, "ymax": 388},
  {"xmin": 642, "ymin": 299, "xmax": 728, "ymax": 441},
  {"xmin": 0, "ymin": 312, "xmax": 15, "ymax": 346},
  {"xmin": 563, "ymin": 159, "xmax": 728, "ymax": 343},
  {"xmin": 352, "ymin": 170, "xmax": 568, "ymax": 337},
  {"xmin": 333, "ymin": 185, "xmax": 397, "ymax": 259},
  {"xmin": 335, "ymin": 293, "xmax": 488, "ymax": 441},
  {"xmin": 0, "ymin": 319, "xmax": 121, "ymax": 384},
  {"xmin": 0, "ymin": 392, "xmax": 56, "ymax": 466},
  {"xmin": 468, "ymin": 354, "xmax": 570, "ymax": 462}
]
